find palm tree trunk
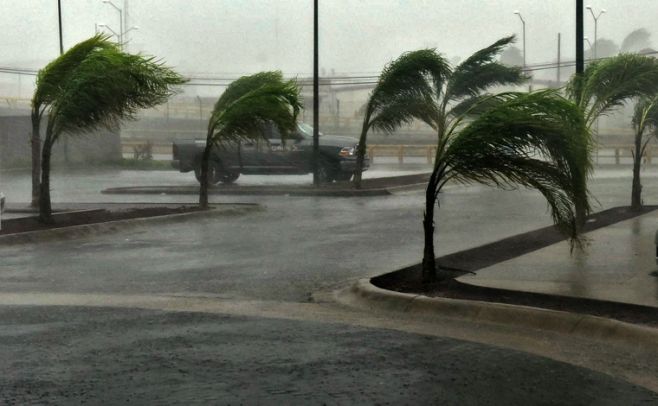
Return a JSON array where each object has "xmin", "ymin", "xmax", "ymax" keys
[
  {"xmin": 30, "ymin": 107, "xmax": 42, "ymax": 208},
  {"xmin": 631, "ymin": 132, "xmax": 643, "ymax": 211},
  {"xmin": 353, "ymin": 113, "xmax": 371, "ymax": 189},
  {"xmin": 39, "ymin": 131, "xmax": 54, "ymax": 224},
  {"xmin": 198, "ymin": 133, "xmax": 213, "ymax": 209},
  {"xmin": 421, "ymin": 168, "xmax": 440, "ymax": 284}
]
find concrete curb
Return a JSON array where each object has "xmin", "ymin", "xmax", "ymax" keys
[
  {"xmin": 101, "ymin": 186, "xmax": 391, "ymax": 197},
  {"xmin": 0, "ymin": 205, "xmax": 262, "ymax": 245},
  {"xmin": 336, "ymin": 278, "xmax": 658, "ymax": 351}
]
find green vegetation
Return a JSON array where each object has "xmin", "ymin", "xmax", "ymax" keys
[
  {"xmin": 199, "ymin": 71, "xmax": 302, "ymax": 208},
  {"xmin": 355, "ymin": 37, "xmax": 593, "ymax": 283},
  {"xmin": 32, "ymin": 34, "xmax": 185, "ymax": 222},
  {"xmin": 567, "ymin": 53, "xmax": 658, "ymax": 212}
]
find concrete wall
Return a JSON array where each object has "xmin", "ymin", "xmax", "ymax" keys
[{"xmin": 0, "ymin": 115, "xmax": 122, "ymax": 169}]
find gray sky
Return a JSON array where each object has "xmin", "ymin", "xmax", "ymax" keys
[{"xmin": 2, "ymin": 0, "xmax": 657, "ymax": 78}]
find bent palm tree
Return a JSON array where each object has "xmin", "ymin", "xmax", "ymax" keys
[
  {"xmin": 30, "ymin": 34, "xmax": 116, "ymax": 207},
  {"xmin": 420, "ymin": 89, "xmax": 591, "ymax": 283},
  {"xmin": 567, "ymin": 53, "xmax": 658, "ymax": 128},
  {"xmin": 38, "ymin": 42, "xmax": 185, "ymax": 222},
  {"xmin": 567, "ymin": 54, "xmax": 658, "ymax": 213},
  {"xmin": 630, "ymin": 96, "xmax": 658, "ymax": 210},
  {"xmin": 353, "ymin": 49, "xmax": 450, "ymax": 188},
  {"xmin": 199, "ymin": 72, "xmax": 302, "ymax": 208}
]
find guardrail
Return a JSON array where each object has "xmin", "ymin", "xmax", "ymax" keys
[{"xmin": 121, "ymin": 140, "xmax": 656, "ymax": 165}]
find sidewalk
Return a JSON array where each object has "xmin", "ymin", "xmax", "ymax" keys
[{"xmin": 458, "ymin": 211, "xmax": 658, "ymax": 308}]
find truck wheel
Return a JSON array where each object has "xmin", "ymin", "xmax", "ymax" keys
[
  {"xmin": 218, "ymin": 171, "xmax": 240, "ymax": 184},
  {"xmin": 194, "ymin": 163, "xmax": 223, "ymax": 185},
  {"xmin": 317, "ymin": 160, "xmax": 338, "ymax": 183}
]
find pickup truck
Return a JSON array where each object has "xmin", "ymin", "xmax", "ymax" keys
[{"xmin": 172, "ymin": 123, "xmax": 369, "ymax": 184}]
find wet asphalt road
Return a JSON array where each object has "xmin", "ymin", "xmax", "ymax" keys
[
  {"xmin": 1, "ymin": 166, "xmax": 658, "ymax": 403},
  {"xmin": 1, "ymin": 306, "xmax": 656, "ymax": 405}
]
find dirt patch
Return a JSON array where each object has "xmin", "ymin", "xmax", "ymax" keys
[
  {"xmin": 373, "ymin": 205, "xmax": 658, "ymax": 327},
  {"xmin": 0, "ymin": 205, "xmax": 204, "ymax": 235}
]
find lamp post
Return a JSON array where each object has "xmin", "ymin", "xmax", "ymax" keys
[
  {"xmin": 313, "ymin": 0, "xmax": 319, "ymax": 186},
  {"xmin": 98, "ymin": 23, "xmax": 119, "ymax": 40},
  {"xmin": 97, "ymin": 23, "xmax": 138, "ymax": 49},
  {"xmin": 103, "ymin": 0, "xmax": 123, "ymax": 46},
  {"xmin": 584, "ymin": 36, "xmax": 593, "ymax": 51},
  {"xmin": 585, "ymin": 5, "xmax": 606, "ymax": 60},
  {"xmin": 513, "ymin": 10, "xmax": 526, "ymax": 68}
]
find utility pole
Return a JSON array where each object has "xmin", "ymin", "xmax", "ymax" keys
[
  {"xmin": 57, "ymin": 0, "xmax": 63, "ymax": 54},
  {"xmin": 576, "ymin": 0, "xmax": 584, "ymax": 75},
  {"xmin": 312, "ymin": 0, "xmax": 319, "ymax": 186},
  {"xmin": 557, "ymin": 33, "xmax": 561, "ymax": 84}
]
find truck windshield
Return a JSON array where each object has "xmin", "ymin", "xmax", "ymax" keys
[{"xmin": 297, "ymin": 123, "xmax": 321, "ymax": 139}]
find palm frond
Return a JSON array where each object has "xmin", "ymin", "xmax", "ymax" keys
[
  {"xmin": 445, "ymin": 36, "xmax": 527, "ymax": 102},
  {"xmin": 443, "ymin": 90, "xmax": 591, "ymax": 242},
  {"xmin": 369, "ymin": 92, "xmax": 439, "ymax": 133},
  {"xmin": 211, "ymin": 79, "xmax": 302, "ymax": 144},
  {"xmin": 49, "ymin": 47, "xmax": 185, "ymax": 139},
  {"xmin": 368, "ymin": 49, "xmax": 450, "ymax": 120},
  {"xmin": 34, "ymin": 34, "xmax": 117, "ymax": 108},
  {"xmin": 567, "ymin": 54, "xmax": 658, "ymax": 126}
]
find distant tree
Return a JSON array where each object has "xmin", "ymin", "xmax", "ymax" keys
[
  {"xmin": 198, "ymin": 72, "xmax": 302, "ymax": 208},
  {"xmin": 34, "ymin": 37, "xmax": 185, "ymax": 222},
  {"xmin": 621, "ymin": 28, "xmax": 652, "ymax": 53},
  {"xmin": 499, "ymin": 46, "xmax": 524, "ymax": 67},
  {"xmin": 630, "ymin": 96, "xmax": 658, "ymax": 210},
  {"xmin": 30, "ymin": 35, "xmax": 115, "ymax": 208},
  {"xmin": 585, "ymin": 38, "xmax": 619, "ymax": 60}
]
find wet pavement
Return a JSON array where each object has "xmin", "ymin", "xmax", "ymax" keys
[
  {"xmin": 1, "ymin": 164, "xmax": 658, "ymax": 401},
  {"xmin": 459, "ymin": 211, "xmax": 658, "ymax": 308},
  {"xmin": 1, "ymin": 305, "xmax": 656, "ymax": 405}
]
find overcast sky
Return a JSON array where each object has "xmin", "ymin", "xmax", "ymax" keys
[{"xmin": 2, "ymin": 0, "xmax": 656, "ymax": 79}]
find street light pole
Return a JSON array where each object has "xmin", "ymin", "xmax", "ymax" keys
[
  {"xmin": 103, "ymin": 0, "xmax": 124, "ymax": 47},
  {"xmin": 313, "ymin": 0, "xmax": 319, "ymax": 186},
  {"xmin": 513, "ymin": 11, "xmax": 526, "ymax": 68},
  {"xmin": 586, "ymin": 5, "xmax": 606, "ymax": 60},
  {"xmin": 57, "ymin": 0, "xmax": 64, "ymax": 55}
]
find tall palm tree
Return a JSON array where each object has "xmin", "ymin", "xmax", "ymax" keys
[
  {"xmin": 37, "ymin": 40, "xmax": 185, "ymax": 222},
  {"xmin": 30, "ymin": 35, "xmax": 116, "ymax": 207},
  {"xmin": 630, "ymin": 96, "xmax": 658, "ymax": 210},
  {"xmin": 198, "ymin": 72, "xmax": 302, "ymax": 208}
]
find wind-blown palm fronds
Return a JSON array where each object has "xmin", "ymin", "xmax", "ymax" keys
[
  {"xmin": 30, "ymin": 34, "xmax": 117, "ymax": 207},
  {"xmin": 354, "ymin": 37, "xmax": 591, "ymax": 283},
  {"xmin": 36, "ymin": 40, "xmax": 185, "ymax": 222},
  {"xmin": 353, "ymin": 49, "xmax": 450, "ymax": 187},
  {"xmin": 198, "ymin": 72, "xmax": 302, "ymax": 208},
  {"xmin": 630, "ymin": 95, "xmax": 658, "ymax": 210},
  {"xmin": 567, "ymin": 53, "xmax": 658, "ymax": 127}
]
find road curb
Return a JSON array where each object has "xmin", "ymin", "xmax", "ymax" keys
[
  {"xmin": 0, "ymin": 204, "xmax": 262, "ymax": 245},
  {"xmin": 101, "ymin": 186, "xmax": 391, "ymax": 197},
  {"xmin": 336, "ymin": 278, "xmax": 658, "ymax": 351}
]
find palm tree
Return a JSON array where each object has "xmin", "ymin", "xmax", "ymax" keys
[
  {"xmin": 30, "ymin": 35, "xmax": 116, "ymax": 207},
  {"xmin": 198, "ymin": 72, "xmax": 302, "ymax": 208},
  {"xmin": 567, "ymin": 54, "xmax": 658, "ymax": 213},
  {"xmin": 630, "ymin": 96, "xmax": 658, "ymax": 210},
  {"xmin": 36, "ymin": 39, "xmax": 185, "ymax": 222},
  {"xmin": 356, "ymin": 37, "xmax": 592, "ymax": 283},
  {"xmin": 567, "ymin": 53, "xmax": 658, "ymax": 129},
  {"xmin": 353, "ymin": 49, "xmax": 450, "ymax": 188}
]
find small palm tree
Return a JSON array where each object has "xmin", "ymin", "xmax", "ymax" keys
[
  {"xmin": 630, "ymin": 96, "xmax": 658, "ymax": 210},
  {"xmin": 30, "ymin": 35, "xmax": 116, "ymax": 207},
  {"xmin": 36, "ymin": 38, "xmax": 185, "ymax": 222},
  {"xmin": 198, "ymin": 72, "xmax": 302, "ymax": 208},
  {"xmin": 567, "ymin": 54, "xmax": 658, "ymax": 212}
]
